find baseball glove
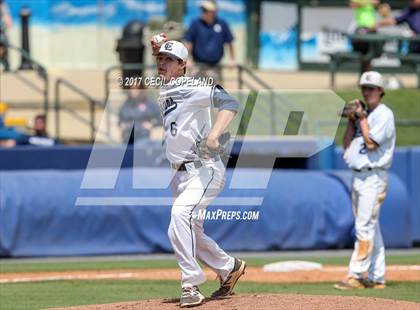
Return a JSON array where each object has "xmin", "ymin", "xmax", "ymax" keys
[
  {"xmin": 196, "ymin": 132, "xmax": 231, "ymax": 162},
  {"xmin": 341, "ymin": 99, "xmax": 368, "ymax": 120}
]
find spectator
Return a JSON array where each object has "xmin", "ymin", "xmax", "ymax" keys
[
  {"xmin": 351, "ymin": 0, "xmax": 379, "ymax": 29},
  {"xmin": 33, "ymin": 114, "xmax": 48, "ymax": 137},
  {"xmin": 119, "ymin": 83, "xmax": 161, "ymax": 144},
  {"xmin": 376, "ymin": 0, "xmax": 420, "ymax": 53},
  {"xmin": 27, "ymin": 114, "xmax": 57, "ymax": 147},
  {"xmin": 0, "ymin": 102, "xmax": 26, "ymax": 148},
  {"xmin": 0, "ymin": 108, "xmax": 56, "ymax": 147},
  {"xmin": 184, "ymin": 0, "xmax": 235, "ymax": 84},
  {"xmin": 350, "ymin": 0, "xmax": 380, "ymax": 73},
  {"xmin": 0, "ymin": 0, "xmax": 12, "ymax": 71}
]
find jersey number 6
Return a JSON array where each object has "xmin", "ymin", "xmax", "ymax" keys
[{"xmin": 170, "ymin": 122, "xmax": 177, "ymax": 137}]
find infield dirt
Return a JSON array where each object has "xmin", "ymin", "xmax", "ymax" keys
[
  {"xmin": 1, "ymin": 265, "xmax": 419, "ymax": 283},
  {"xmin": 49, "ymin": 294, "xmax": 420, "ymax": 310}
]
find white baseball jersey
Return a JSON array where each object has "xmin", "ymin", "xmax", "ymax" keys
[
  {"xmin": 158, "ymin": 77, "xmax": 237, "ymax": 163},
  {"xmin": 344, "ymin": 104, "xmax": 395, "ymax": 170},
  {"xmin": 159, "ymin": 77, "xmax": 239, "ymax": 288}
]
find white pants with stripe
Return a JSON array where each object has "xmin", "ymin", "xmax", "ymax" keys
[
  {"xmin": 348, "ymin": 169, "xmax": 387, "ymax": 283},
  {"xmin": 168, "ymin": 159, "xmax": 234, "ymax": 288}
]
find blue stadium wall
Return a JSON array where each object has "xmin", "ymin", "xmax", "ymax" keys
[{"xmin": 0, "ymin": 164, "xmax": 412, "ymax": 257}]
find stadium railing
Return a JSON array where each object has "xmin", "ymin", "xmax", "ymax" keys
[
  {"xmin": 0, "ymin": 39, "xmax": 49, "ymax": 115},
  {"xmin": 54, "ymin": 78, "xmax": 111, "ymax": 143},
  {"xmin": 323, "ymin": 29, "xmax": 420, "ymax": 88}
]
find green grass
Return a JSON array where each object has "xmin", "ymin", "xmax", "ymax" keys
[
  {"xmin": 0, "ymin": 259, "xmax": 178, "ymax": 273},
  {"xmin": 335, "ymin": 89, "xmax": 420, "ymax": 146},
  {"xmin": 1, "ymin": 255, "xmax": 418, "ymax": 309},
  {"xmin": 1, "ymin": 254, "xmax": 418, "ymax": 273},
  {"xmin": 336, "ymin": 89, "xmax": 420, "ymax": 120},
  {"xmin": 0, "ymin": 280, "xmax": 177, "ymax": 310},
  {"xmin": 237, "ymin": 89, "xmax": 419, "ymax": 146},
  {"xmin": 0, "ymin": 280, "xmax": 418, "ymax": 310}
]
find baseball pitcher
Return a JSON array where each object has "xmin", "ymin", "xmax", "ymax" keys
[
  {"xmin": 150, "ymin": 34, "xmax": 246, "ymax": 307},
  {"xmin": 335, "ymin": 71, "xmax": 396, "ymax": 290}
]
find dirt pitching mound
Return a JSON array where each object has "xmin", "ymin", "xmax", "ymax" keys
[{"xmin": 50, "ymin": 294, "xmax": 419, "ymax": 310}]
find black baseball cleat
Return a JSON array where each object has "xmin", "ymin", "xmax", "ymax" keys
[{"xmin": 211, "ymin": 258, "xmax": 246, "ymax": 298}]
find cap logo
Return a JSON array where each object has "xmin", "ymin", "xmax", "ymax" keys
[
  {"xmin": 366, "ymin": 74, "xmax": 371, "ymax": 81},
  {"xmin": 164, "ymin": 42, "xmax": 173, "ymax": 51}
]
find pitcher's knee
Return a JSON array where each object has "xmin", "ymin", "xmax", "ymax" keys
[
  {"xmin": 171, "ymin": 205, "xmax": 184, "ymax": 218},
  {"xmin": 356, "ymin": 238, "xmax": 373, "ymax": 261},
  {"xmin": 171, "ymin": 205, "xmax": 190, "ymax": 224},
  {"xmin": 168, "ymin": 206, "xmax": 190, "ymax": 240}
]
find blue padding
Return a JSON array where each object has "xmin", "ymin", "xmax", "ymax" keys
[
  {"xmin": 206, "ymin": 170, "xmax": 354, "ymax": 251},
  {"xmin": 0, "ymin": 168, "xmax": 411, "ymax": 257},
  {"xmin": 0, "ymin": 139, "xmax": 335, "ymax": 171},
  {"xmin": 408, "ymin": 147, "xmax": 420, "ymax": 242},
  {"xmin": 307, "ymin": 144, "xmax": 336, "ymax": 170},
  {"xmin": 334, "ymin": 147, "xmax": 347, "ymax": 170},
  {"xmin": 0, "ymin": 145, "xmax": 168, "ymax": 171}
]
